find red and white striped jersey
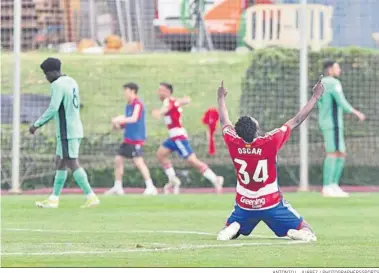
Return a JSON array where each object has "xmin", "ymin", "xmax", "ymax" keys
[
  {"xmin": 222, "ymin": 124, "xmax": 292, "ymax": 210},
  {"xmin": 161, "ymin": 98, "xmax": 188, "ymax": 140}
]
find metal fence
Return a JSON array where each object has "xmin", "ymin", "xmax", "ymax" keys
[{"xmin": 2, "ymin": 0, "xmax": 379, "ymax": 52}]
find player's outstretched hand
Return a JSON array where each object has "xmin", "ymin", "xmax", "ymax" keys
[
  {"xmin": 111, "ymin": 119, "xmax": 120, "ymax": 130},
  {"xmin": 180, "ymin": 96, "xmax": 191, "ymax": 105},
  {"xmin": 354, "ymin": 110, "xmax": 366, "ymax": 121},
  {"xmin": 111, "ymin": 116, "xmax": 123, "ymax": 130},
  {"xmin": 312, "ymin": 75, "xmax": 324, "ymax": 99},
  {"xmin": 29, "ymin": 125, "xmax": 37, "ymax": 135},
  {"xmin": 217, "ymin": 81, "xmax": 228, "ymax": 99}
]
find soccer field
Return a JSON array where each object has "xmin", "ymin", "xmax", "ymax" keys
[{"xmin": 1, "ymin": 193, "xmax": 378, "ymax": 267}]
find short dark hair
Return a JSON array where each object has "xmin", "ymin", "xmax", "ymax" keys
[
  {"xmin": 160, "ymin": 82, "xmax": 173, "ymax": 93},
  {"xmin": 123, "ymin": 82, "xmax": 139, "ymax": 93},
  {"xmin": 235, "ymin": 116, "xmax": 258, "ymax": 143},
  {"xmin": 40, "ymin": 57, "xmax": 61, "ymax": 73},
  {"xmin": 323, "ymin": 60, "xmax": 336, "ymax": 71}
]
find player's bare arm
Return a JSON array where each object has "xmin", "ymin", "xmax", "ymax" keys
[
  {"xmin": 286, "ymin": 76, "xmax": 324, "ymax": 130},
  {"xmin": 217, "ymin": 80, "xmax": 232, "ymax": 127},
  {"xmin": 177, "ymin": 96, "xmax": 191, "ymax": 106},
  {"xmin": 152, "ymin": 98, "xmax": 172, "ymax": 118},
  {"xmin": 112, "ymin": 104, "xmax": 142, "ymax": 127}
]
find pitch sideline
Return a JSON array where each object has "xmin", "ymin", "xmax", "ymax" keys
[
  {"xmin": 3, "ymin": 228, "xmax": 215, "ymax": 236},
  {"xmin": 1, "ymin": 228, "xmax": 310, "ymax": 256},
  {"xmin": 1, "ymin": 240, "xmax": 308, "ymax": 257},
  {"xmin": 3, "ymin": 228, "xmax": 276, "ymax": 239}
]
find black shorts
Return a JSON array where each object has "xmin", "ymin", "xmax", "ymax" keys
[{"xmin": 118, "ymin": 143, "xmax": 144, "ymax": 158}]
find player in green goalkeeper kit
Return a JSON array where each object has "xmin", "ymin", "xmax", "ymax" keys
[
  {"xmin": 319, "ymin": 60, "xmax": 366, "ymax": 197},
  {"xmin": 29, "ymin": 57, "xmax": 100, "ymax": 208}
]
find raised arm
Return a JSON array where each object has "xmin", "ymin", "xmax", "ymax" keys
[
  {"xmin": 177, "ymin": 96, "xmax": 191, "ymax": 106},
  {"xmin": 285, "ymin": 76, "xmax": 324, "ymax": 130},
  {"xmin": 217, "ymin": 81, "xmax": 232, "ymax": 127},
  {"xmin": 152, "ymin": 96, "xmax": 190, "ymax": 119}
]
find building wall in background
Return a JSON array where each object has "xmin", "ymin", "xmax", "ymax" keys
[{"xmin": 282, "ymin": 0, "xmax": 379, "ymax": 48}]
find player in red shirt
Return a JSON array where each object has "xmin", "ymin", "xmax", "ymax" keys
[
  {"xmin": 152, "ymin": 82, "xmax": 224, "ymax": 194},
  {"xmin": 216, "ymin": 77, "xmax": 324, "ymax": 242}
]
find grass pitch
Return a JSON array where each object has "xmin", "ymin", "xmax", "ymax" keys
[{"xmin": 1, "ymin": 193, "xmax": 378, "ymax": 267}]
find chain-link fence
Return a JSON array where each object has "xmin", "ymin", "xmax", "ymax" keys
[
  {"xmin": 1, "ymin": 0, "xmax": 379, "ymax": 190},
  {"xmin": 3, "ymin": 0, "xmax": 378, "ymax": 52}
]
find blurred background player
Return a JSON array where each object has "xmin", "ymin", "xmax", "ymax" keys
[
  {"xmin": 216, "ymin": 78, "xmax": 324, "ymax": 242},
  {"xmin": 106, "ymin": 83, "xmax": 158, "ymax": 196},
  {"xmin": 30, "ymin": 57, "xmax": 99, "ymax": 208},
  {"xmin": 152, "ymin": 82, "xmax": 224, "ymax": 194},
  {"xmin": 319, "ymin": 61, "xmax": 366, "ymax": 197}
]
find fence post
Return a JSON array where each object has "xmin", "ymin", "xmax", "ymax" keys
[
  {"xmin": 89, "ymin": 0, "xmax": 96, "ymax": 41},
  {"xmin": 11, "ymin": 0, "xmax": 22, "ymax": 193},
  {"xmin": 124, "ymin": 0, "xmax": 133, "ymax": 42},
  {"xmin": 134, "ymin": 0, "xmax": 144, "ymax": 49},
  {"xmin": 299, "ymin": 0, "xmax": 309, "ymax": 191},
  {"xmin": 116, "ymin": 0, "xmax": 126, "ymax": 41}
]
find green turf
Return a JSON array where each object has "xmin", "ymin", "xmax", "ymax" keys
[
  {"xmin": 2, "ymin": 193, "xmax": 378, "ymax": 267},
  {"xmin": 1, "ymin": 52, "xmax": 250, "ymax": 138}
]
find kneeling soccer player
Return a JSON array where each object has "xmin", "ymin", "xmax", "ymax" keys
[
  {"xmin": 31, "ymin": 58, "xmax": 100, "ymax": 208},
  {"xmin": 216, "ymin": 78, "xmax": 324, "ymax": 242}
]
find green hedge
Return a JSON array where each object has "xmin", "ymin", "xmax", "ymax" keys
[{"xmin": 241, "ymin": 47, "xmax": 379, "ymax": 138}]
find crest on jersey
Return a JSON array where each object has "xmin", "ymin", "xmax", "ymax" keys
[{"xmin": 245, "ymin": 144, "xmax": 251, "ymax": 148}]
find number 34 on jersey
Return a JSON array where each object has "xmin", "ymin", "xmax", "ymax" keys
[
  {"xmin": 234, "ymin": 158, "xmax": 268, "ymax": 184},
  {"xmin": 222, "ymin": 124, "xmax": 292, "ymax": 210}
]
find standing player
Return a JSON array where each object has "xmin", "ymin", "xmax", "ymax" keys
[
  {"xmin": 216, "ymin": 78, "xmax": 324, "ymax": 242},
  {"xmin": 152, "ymin": 82, "xmax": 224, "ymax": 194},
  {"xmin": 319, "ymin": 61, "xmax": 366, "ymax": 197},
  {"xmin": 30, "ymin": 57, "xmax": 100, "ymax": 208},
  {"xmin": 105, "ymin": 83, "xmax": 158, "ymax": 195}
]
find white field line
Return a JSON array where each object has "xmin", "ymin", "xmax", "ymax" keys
[
  {"xmin": 3, "ymin": 228, "xmax": 214, "ymax": 236},
  {"xmin": 2, "ymin": 228, "xmax": 273, "ymax": 239},
  {"xmin": 1, "ymin": 241, "xmax": 308, "ymax": 257},
  {"xmin": 38, "ymin": 242, "xmax": 170, "ymax": 246}
]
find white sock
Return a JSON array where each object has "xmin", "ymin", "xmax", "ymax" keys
[
  {"xmin": 145, "ymin": 179, "xmax": 154, "ymax": 188},
  {"xmin": 203, "ymin": 169, "xmax": 218, "ymax": 184},
  {"xmin": 49, "ymin": 195, "xmax": 59, "ymax": 201},
  {"xmin": 87, "ymin": 192, "xmax": 96, "ymax": 198},
  {"xmin": 164, "ymin": 167, "xmax": 176, "ymax": 180},
  {"xmin": 114, "ymin": 180, "xmax": 123, "ymax": 189}
]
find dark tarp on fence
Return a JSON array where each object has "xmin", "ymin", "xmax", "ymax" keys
[
  {"xmin": 1, "ymin": 94, "xmax": 83, "ymax": 124},
  {"xmin": 1, "ymin": 94, "xmax": 51, "ymax": 124}
]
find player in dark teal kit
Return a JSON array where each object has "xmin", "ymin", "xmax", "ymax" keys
[
  {"xmin": 318, "ymin": 60, "xmax": 366, "ymax": 197},
  {"xmin": 30, "ymin": 57, "xmax": 99, "ymax": 208}
]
